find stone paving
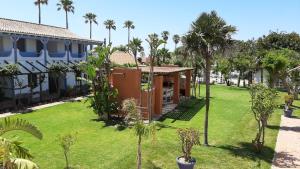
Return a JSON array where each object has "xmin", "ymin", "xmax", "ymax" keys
[
  {"xmin": 272, "ymin": 115, "xmax": 300, "ymax": 169},
  {"xmin": 0, "ymin": 96, "xmax": 85, "ymax": 118}
]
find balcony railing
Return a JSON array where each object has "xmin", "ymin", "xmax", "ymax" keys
[
  {"xmin": 19, "ymin": 51, "xmax": 40, "ymax": 57},
  {"xmin": 49, "ymin": 52, "xmax": 66, "ymax": 58},
  {"xmin": 0, "ymin": 51, "xmax": 12, "ymax": 57},
  {"xmin": 71, "ymin": 53, "xmax": 85, "ymax": 58}
]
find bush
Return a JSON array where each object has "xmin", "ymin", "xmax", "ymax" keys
[
  {"xmin": 249, "ymin": 84, "xmax": 278, "ymax": 152},
  {"xmin": 177, "ymin": 128, "xmax": 200, "ymax": 162}
]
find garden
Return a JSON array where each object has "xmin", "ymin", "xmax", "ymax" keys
[{"xmin": 3, "ymin": 85, "xmax": 284, "ymax": 169}]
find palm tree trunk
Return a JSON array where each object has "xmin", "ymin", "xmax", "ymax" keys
[
  {"xmin": 134, "ymin": 54, "xmax": 139, "ymax": 70},
  {"xmin": 38, "ymin": 3, "xmax": 41, "ymax": 24},
  {"xmin": 109, "ymin": 28, "xmax": 111, "ymax": 44},
  {"xmin": 65, "ymin": 11, "xmax": 68, "ymax": 29},
  {"xmin": 237, "ymin": 71, "xmax": 241, "ymax": 87},
  {"xmin": 204, "ymin": 56, "xmax": 211, "ymax": 146},
  {"xmin": 90, "ymin": 21, "xmax": 92, "ymax": 39},
  {"xmin": 137, "ymin": 135, "xmax": 142, "ymax": 169},
  {"xmin": 128, "ymin": 28, "xmax": 130, "ymax": 50}
]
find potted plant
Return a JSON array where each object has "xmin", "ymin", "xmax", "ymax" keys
[
  {"xmin": 284, "ymin": 94, "xmax": 294, "ymax": 117},
  {"xmin": 176, "ymin": 128, "xmax": 200, "ymax": 169}
]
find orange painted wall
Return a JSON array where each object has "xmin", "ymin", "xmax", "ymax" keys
[
  {"xmin": 141, "ymin": 90, "xmax": 155, "ymax": 119},
  {"xmin": 154, "ymin": 75, "xmax": 163, "ymax": 115},
  {"xmin": 111, "ymin": 68, "xmax": 141, "ymax": 104}
]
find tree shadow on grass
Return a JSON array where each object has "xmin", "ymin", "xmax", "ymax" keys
[
  {"xmin": 145, "ymin": 160, "xmax": 162, "ymax": 169},
  {"xmin": 91, "ymin": 116, "xmax": 127, "ymax": 131},
  {"xmin": 158, "ymin": 98, "xmax": 205, "ymax": 123},
  {"xmin": 217, "ymin": 142, "xmax": 275, "ymax": 164},
  {"xmin": 267, "ymin": 125, "xmax": 300, "ymax": 132}
]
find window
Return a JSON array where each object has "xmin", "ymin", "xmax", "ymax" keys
[
  {"xmin": 36, "ymin": 40, "xmax": 43, "ymax": 53},
  {"xmin": 0, "ymin": 38, "xmax": 3, "ymax": 51},
  {"xmin": 78, "ymin": 44, "xmax": 83, "ymax": 53},
  {"xmin": 28, "ymin": 74, "xmax": 38, "ymax": 88},
  {"xmin": 17, "ymin": 38, "xmax": 26, "ymax": 52}
]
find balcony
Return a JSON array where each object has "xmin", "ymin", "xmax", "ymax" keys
[
  {"xmin": 19, "ymin": 51, "xmax": 40, "ymax": 57},
  {"xmin": 49, "ymin": 52, "xmax": 66, "ymax": 58},
  {"xmin": 0, "ymin": 50, "xmax": 12, "ymax": 57},
  {"xmin": 71, "ymin": 53, "xmax": 85, "ymax": 58}
]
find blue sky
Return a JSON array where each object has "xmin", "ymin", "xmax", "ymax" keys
[{"xmin": 1, "ymin": 0, "xmax": 300, "ymax": 55}]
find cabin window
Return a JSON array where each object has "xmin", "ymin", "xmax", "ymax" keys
[
  {"xmin": 17, "ymin": 39, "xmax": 26, "ymax": 52},
  {"xmin": 36, "ymin": 40, "xmax": 43, "ymax": 54},
  {"xmin": 28, "ymin": 74, "xmax": 38, "ymax": 89}
]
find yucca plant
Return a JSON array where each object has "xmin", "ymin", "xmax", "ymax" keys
[
  {"xmin": 0, "ymin": 118, "xmax": 43, "ymax": 169},
  {"xmin": 122, "ymin": 98, "xmax": 157, "ymax": 169}
]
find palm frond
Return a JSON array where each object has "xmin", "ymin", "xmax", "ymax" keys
[
  {"xmin": 11, "ymin": 158, "xmax": 39, "ymax": 169},
  {"xmin": 0, "ymin": 118, "xmax": 42, "ymax": 140}
]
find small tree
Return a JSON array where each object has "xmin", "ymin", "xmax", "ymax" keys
[
  {"xmin": 58, "ymin": 133, "xmax": 77, "ymax": 169},
  {"xmin": 122, "ymin": 99, "xmax": 156, "ymax": 169},
  {"xmin": 249, "ymin": 84, "xmax": 278, "ymax": 152},
  {"xmin": 177, "ymin": 128, "xmax": 200, "ymax": 162}
]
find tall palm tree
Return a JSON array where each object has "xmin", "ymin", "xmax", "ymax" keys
[
  {"xmin": 83, "ymin": 13, "xmax": 98, "ymax": 39},
  {"xmin": 173, "ymin": 34, "xmax": 180, "ymax": 50},
  {"xmin": 0, "ymin": 118, "xmax": 43, "ymax": 168},
  {"xmin": 57, "ymin": 0, "xmax": 75, "ymax": 29},
  {"xmin": 124, "ymin": 20, "xmax": 135, "ymax": 49},
  {"xmin": 188, "ymin": 11, "xmax": 236, "ymax": 145},
  {"xmin": 34, "ymin": 0, "xmax": 48, "ymax": 24},
  {"xmin": 128, "ymin": 38, "xmax": 144, "ymax": 69},
  {"xmin": 104, "ymin": 19, "xmax": 116, "ymax": 44},
  {"xmin": 161, "ymin": 31, "xmax": 169, "ymax": 49}
]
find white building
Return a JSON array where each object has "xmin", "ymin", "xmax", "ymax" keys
[{"xmin": 0, "ymin": 18, "xmax": 102, "ymax": 107}]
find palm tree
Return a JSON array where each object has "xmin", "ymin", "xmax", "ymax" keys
[
  {"xmin": 83, "ymin": 13, "xmax": 98, "ymax": 39},
  {"xmin": 145, "ymin": 33, "xmax": 165, "ymax": 121},
  {"xmin": 124, "ymin": 20, "xmax": 135, "ymax": 49},
  {"xmin": 189, "ymin": 11, "xmax": 236, "ymax": 145},
  {"xmin": 104, "ymin": 19, "xmax": 116, "ymax": 44},
  {"xmin": 57, "ymin": 0, "xmax": 75, "ymax": 29},
  {"xmin": 161, "ymin": 31, "xmax": 169, "ymax": 49},
  {"xmin": 173, "ymin": 34, "xmax": 180, "ymax": 50},
  {"xmin": 34, "ymin": 0, "xmax": 48, "ymax": 24},
  {"xmin": 122, "ymin": 99, "xmax": 157, "ymax": 169},
  {"xmin": 0, "ymin": 118, "xmax": 43, "ymax": 168},
  {"xmin": 128, "ymin": 38, "xmax": 144, "ymax": 69}
]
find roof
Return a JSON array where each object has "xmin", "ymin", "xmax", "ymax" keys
[
  {"xmin": 0, "ymin": 18, "xmax": 102, "ymax": 44},
  {"xmin": 139, "ymin": 66, "xmax": 193, "ymax": 74},
  {"xmin": 110, "ymin": 51, "xmax": 136, "ymax": 65}
]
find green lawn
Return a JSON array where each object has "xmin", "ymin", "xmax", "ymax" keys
[{"xmin": 5, "ymin": 85, "xmax": 284, "ymax": 169}]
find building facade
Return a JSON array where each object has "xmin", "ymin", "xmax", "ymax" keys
[{"xmin": 0, "ymin": 18, "xmax": 102, "ymax": 106}]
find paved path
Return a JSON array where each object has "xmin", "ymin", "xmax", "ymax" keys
[
  {"xmin": 0, "ymin": 96, "xmax": 85, "ymax": 118},
  {"xmin": 272, "ymin": 115, "xmax": 300, "ymax": 169}
]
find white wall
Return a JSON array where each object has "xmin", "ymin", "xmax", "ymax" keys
[
  {"xmin": 72, "ymin": 43, "xmax": 78, "ymax": 53},
  {"xmin": 3, "ymin": 37, "xmax": 13, "ymax": 51},
  {"xmin": 57, "ymin": 42, "xmax": 65, "ymax": 53}
]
